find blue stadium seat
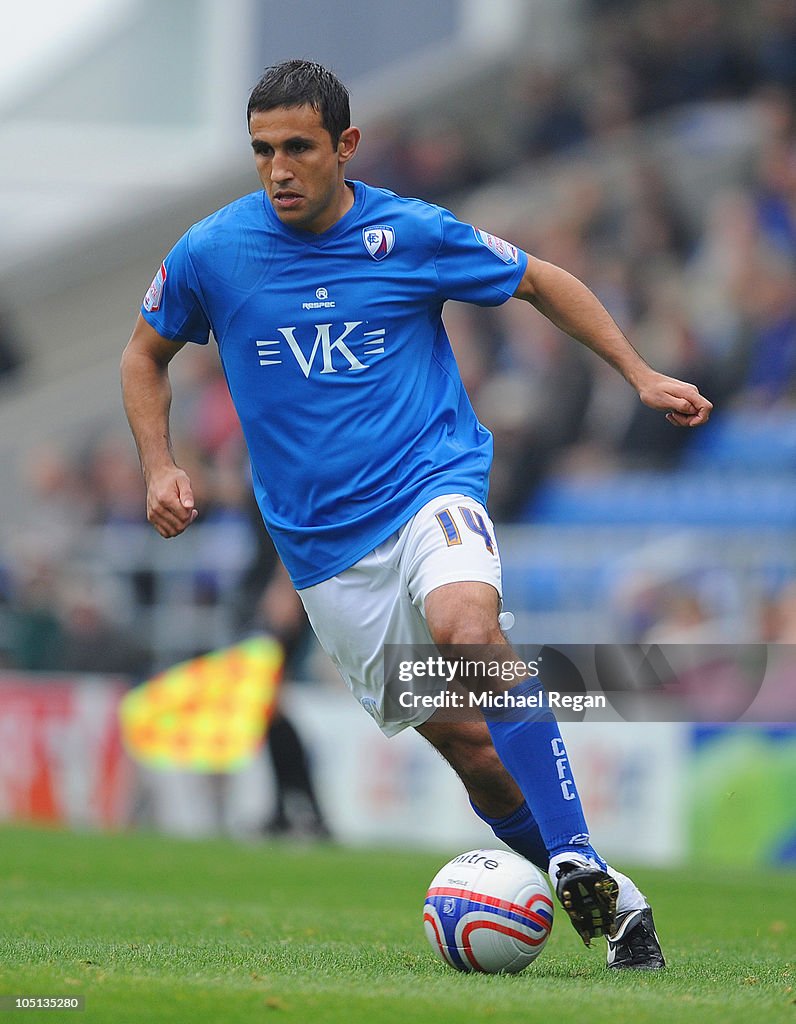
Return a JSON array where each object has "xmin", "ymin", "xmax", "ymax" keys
[
  {"xmin": 525, "ymin": 470, "xmax": 796, "ymax": 527},
  {"xmin": 682, "ymin": 410, "xmax": 796, "ymax": 470}
]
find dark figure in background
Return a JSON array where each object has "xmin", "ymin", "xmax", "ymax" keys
[{"xmin": 237, "ymin": 502, "xmax": 331, "ymax": 840}]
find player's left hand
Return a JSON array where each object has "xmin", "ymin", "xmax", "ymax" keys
[{"xmin": 636, "ymin": 371, "xmax": 713, "ymax": 427}]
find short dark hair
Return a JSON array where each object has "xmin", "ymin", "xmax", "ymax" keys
[{"xmin": 247, "ymin": 60, "xmax": 350, "ymax": 146}]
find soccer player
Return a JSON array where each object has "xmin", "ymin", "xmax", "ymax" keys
[{"xmin": 122, "ymin": 59, "xmax": 712, "ymax": 969}]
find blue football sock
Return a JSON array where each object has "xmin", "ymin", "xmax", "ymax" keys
[
  {"xmin": 469, "ymin": 797, "xmax": 548, "ymax": 870},
  {"xmin": 483, "ymin": 677, "xmax": 604, "ymax": 865}
]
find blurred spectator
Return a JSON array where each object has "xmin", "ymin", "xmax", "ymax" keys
[
  {"xmin": 617, "ymin": 274, "xmax": 714, "ymax": 466},
  {"xmin": 685, "ymin": 187, "xmax": 761, "ymax": 394},
  {"xmin": 753, "ymin": 133, "xmax": 796, "ymax": 264},
  {"xmin": 55, "ymin": 578, "xmax": 151, "ymax": 677},
  {"xmin": 740, "ymin": 256, "xmax": 796, "ymax": 402},
  {"xmin": 170, "ymin": 344, "xmax": 243, "ymax": 459},
  {"xmin": 514, "ymin": 68, "xmax": 589, "ymax": 159},
  {"xmin": 233, "ymin": 506, "xmax": 331, "ymax": 840},
  {"xmin": 480, "ymin": 296, "xmax": 594, "ymax": 518},
  {"xmin": 85, "ymin": 436, "xmax": 148, "ymax": 526},
  {"xmin": 399, "ymin": 121, "xmax": 486, "ymax": 204},
  {"xmin": 5, "ymin": 548, "xmax": 64, "ymax": 671},
  {"xmin": 256, "ymin": 563, "xmax": 331, "ymax": 840},
  {"xmin": 22, "ymin": 443, "xmax": 95, "ymax": 553},
  {"xmin": 619, "ymin": 163, "xmax": 694, "ymax": 267}
]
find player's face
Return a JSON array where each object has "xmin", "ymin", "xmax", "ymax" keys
[{"xmin": 249, "ymin": 105, "xmax": 360, "ymax": 234}]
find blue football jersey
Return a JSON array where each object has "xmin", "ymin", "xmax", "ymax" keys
[{"xmin": 141, "ymin": 181, "xmax": 528, "ymax": 587}]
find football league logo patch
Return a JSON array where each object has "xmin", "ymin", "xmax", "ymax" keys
[
  {"xmin": 143, "ymin": 262, "xmax": 167, "ymax": 312},
  {"xmin": 363, "ymin": 225, "xmax": 395, "ymax": 261},
  {"xmin": 474, "ymin": 228, "xmax": 519, "ymax": 265}
]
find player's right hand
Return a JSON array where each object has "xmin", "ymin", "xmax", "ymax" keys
[{"xmin": 145, "ymin": 466, "xmax": 198, "ymax": 538}]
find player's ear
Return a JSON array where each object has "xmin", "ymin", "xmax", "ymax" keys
[{"xmin": 338, "ymin": 126, "xmax": 361, "ymax": 164}]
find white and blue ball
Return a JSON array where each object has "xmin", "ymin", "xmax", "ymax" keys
[{"xmin": 423, "ymin": 848, "xmax": 554, "ymax": 974}]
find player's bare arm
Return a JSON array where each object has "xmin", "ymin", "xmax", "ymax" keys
[
  {"xmin": 121, "ymin": 315, "xmax": 198, "ymax": 538},
  {"xmin": 514, "ymin": 254, "xmax": 713, "ymax": 427}
]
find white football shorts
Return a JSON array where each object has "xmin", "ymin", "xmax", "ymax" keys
[{"xmin": 297, "ymin": 494, "xmax": 507, "ymax": 736}]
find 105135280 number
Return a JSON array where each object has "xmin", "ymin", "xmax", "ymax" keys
[{"xmin": 0, "ymin": 996, "xmax": 85, "ymax": 1011}]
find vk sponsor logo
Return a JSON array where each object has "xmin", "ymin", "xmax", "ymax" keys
[{"xmin": 255, "ymin": 321, "xmax": 386, "ymax": 377}]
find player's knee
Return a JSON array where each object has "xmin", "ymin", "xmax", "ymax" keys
[
  {"xmin": 428, "ymin": 610, "xmax": 502, "ymax": 648},
  {"xmin": 425, "ymin": 582, "xmax": 502, "ymax": 649}
]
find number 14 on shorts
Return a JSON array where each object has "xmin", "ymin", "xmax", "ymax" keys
[{"xmin": 435, "ymin": 506, "xmax": 495, "ymax": 554}]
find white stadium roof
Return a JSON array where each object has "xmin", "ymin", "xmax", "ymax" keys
[{"xmin": 0, "ymin": 0, "xmax": 544, "ymax": 299}]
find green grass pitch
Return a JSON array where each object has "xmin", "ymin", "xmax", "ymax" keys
[{"xmin": 0, "ymin": 825, "xmax": 793, "ymax": 1024}]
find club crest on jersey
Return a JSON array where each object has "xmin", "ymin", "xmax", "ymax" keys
[
  {"xmin": 143, "ymin": 262, "xmax": 167, "ymax": 312},
  {"xmin": 363, "ymin": 225, "xmax": 395, "ymax": 261},
  {"xmin": 474, "ymin": 228, "xmax": 519, "ymax": 265}
]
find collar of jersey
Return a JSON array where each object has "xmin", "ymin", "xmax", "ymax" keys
[{"xmin": 260, "ymin": 179, "xmax": 364, "ymax": 245}]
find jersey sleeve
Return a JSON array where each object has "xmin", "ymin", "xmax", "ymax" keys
[
  {"xmin": 433, "ymin": 208, "xmax": 528, "ymax": 306},
  {"xmin": 140, "ymin": 229, "xmax": 211, "ymax": 345}
]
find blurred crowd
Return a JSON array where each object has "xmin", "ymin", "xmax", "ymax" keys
[
  {"xmin": 358, "ymin": 0, "xmax": 796, "ymax": 200},
  {"xmin": 1, "ymin": 0, "xmax": 796, "ymax": 675},
  {"xmin": 355, "ymin": 0, "xmax": 796, "ymax": 517}
]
